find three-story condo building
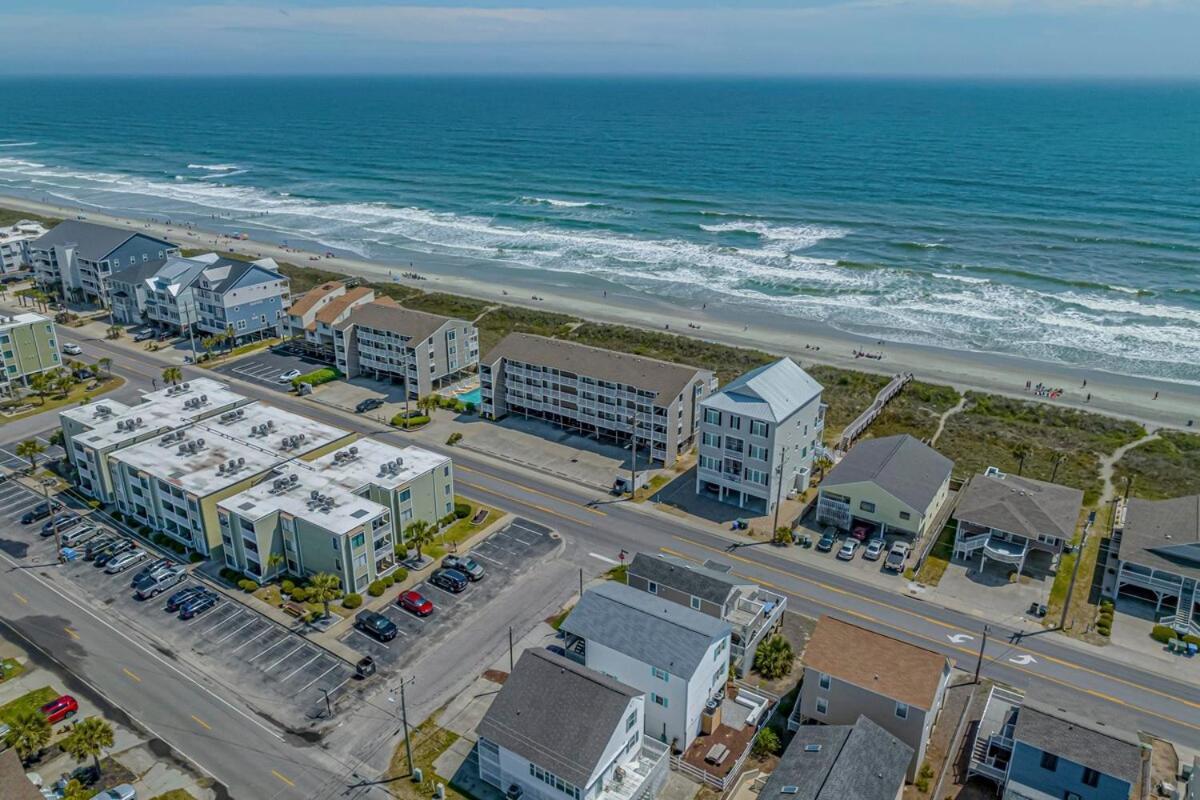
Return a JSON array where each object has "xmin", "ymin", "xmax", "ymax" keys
[{"xmin": 0, "ymin": 312, "xmax": 63, "ymax": 395}]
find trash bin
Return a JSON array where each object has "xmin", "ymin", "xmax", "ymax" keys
[{"xmin": 356, "ymin": 656, "xmax": 376, "ymax": 678}]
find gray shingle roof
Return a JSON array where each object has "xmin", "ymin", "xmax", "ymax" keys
[
  {"xmin": 562, "ymin": 581, "xmax": 730, "ymax": 678},
  {"xmin": 701, "ymin": 358, "xmax": 823, "ymax": 423},
  {"xmin": 628, "ymin": 552, "xmax": 745, "ymax": 607},
  {"xmin": 484, "ymin": 332, "xmax": 711, "ymax": 405},
  {"xmin": 1014, "ymin": 700, "xmax": 1143, "ymax": 787},
  {"xmin": 955, "ymin": 471, "xmax": 1083, "ymax": 541},
  {"xmin": 110, "ymin": 256, "xmax": 171, "ymax": 285},
  {"xmin": 31, "ymin": 220, "xmax": 174, "ymax": 260},
  {"xmin": 477, "ymin": 649, "xmax": 640, "ymax": 788},
  {"xmin": 337, "ymin": 301, "xmax": 456, "ymax": 342},
  {"xmin": 758, "ymin": 716, "xmax": 912, "ymax": 800},
  {"xmin": 822, "ymin": 434, "xmax": 953, "ymax": 513},
  {"xmin": 1120, "ymin": 495, "xmax": 1200, "ymax": 579}
]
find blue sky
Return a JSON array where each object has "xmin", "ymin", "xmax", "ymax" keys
[{"xmin": 2, "ymin": 0, "xmax": 1198, "ymax": 77}]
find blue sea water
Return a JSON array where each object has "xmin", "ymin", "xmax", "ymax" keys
[{"xmin": 1, "ymin": 77, "xmax": 1198, "ymax": 381}]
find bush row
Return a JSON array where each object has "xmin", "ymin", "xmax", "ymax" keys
[
  {"xmin": 1150, "ymin": 624, "xmax": 1200, "ymax": 646},
  {"xmin": 291, "ymin": 367, "xmax": 342, "ymax": 388}
]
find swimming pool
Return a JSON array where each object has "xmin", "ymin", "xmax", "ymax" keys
[{"xmin": 459, "ymin": 387, "xmax": 482, "ymax": 406}]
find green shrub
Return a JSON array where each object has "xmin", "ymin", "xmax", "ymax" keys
[
  {"xmin": 219, "ymin": 567, "xmax": 240, "ymax": 582},
  {"xmin": 306, "ymin": 610, "xmax": 321, "ymax": 624},
  {"xmin": 394, "ymin": 543, "xmax": 406, "ymax": 558},
  {"xmin": 915, "ymin": 763, "xmax": 934, "ymax": 793},
  {"xmin": 290, "ymin": 586, "xmax": 309, "ymax": 602},
  {"xmin": 391, "ymin": 413, "xmax": 430, "ymax": 428},
  {"xmin": 1100, "ymin": 599, "xmax": 1114, "ymax": 612},
  {"xmin": 751, "ymin": 728, "xmax": 781, "ymax": 759},
  {"xmin": 281, "ymin": 579, "xmax": 295, "ymax": 593},
  {"xmin": 453, "ymin": 502, "xmax": 471, "ymax": 519},
  {"xmin": 367, "ymin": 580, "xmax": 386, "ymax": 597},
  {"xmin": 342, "ymin": 593, "xmax": 363, "ymax": 609},
  {"xmin": 237, "ymin": 578, "xmax": 257, "ymax": 592},
  {"xmin": 290, "ymin": 367, "xmax": 342, "ymax": 389},
  {"xmin": 440, "ymin": 513, "xmax": 456, "ymax": 527},
  {"xmin": 381, "ymin": 574, "xmax": 396, "ymax": 588},
  {"xmin": 463, "ymin": 402, "xmax": 476, "ymax": 415},
  {"xmin": 446, "ymin": 432, "xmax": 463, "ymax": 446},
  {"xmin": 189, "ymin": 552, "xmax": 204, "ymax": 563},
  {"xmin": 392, "ymin": 567, "xmax": 408, "ymax": 583},
  {"xmin": 111, "ymin": 511, "xmax": 124, "ymax": 523},
  {"xmin": 1150, "ymin": 624, "xmax": 1200, "ymax": 646},
  {"xmin": 139, "ymin": 525, "xmax": 152, "ymax": 536},
  {"xmin": 1096, "ymin": 623, "xmax": 1111, "ymax": 637}
]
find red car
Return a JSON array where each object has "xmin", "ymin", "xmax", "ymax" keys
[
  {"xmin": 398, "ymin": 590, "xmax": 433, "ymax": 617},
  {"xmin": 851, "ymin": 523, "xmax": 871, "ymax": 542},
  {"xmin": 41, "ymin": 695, "xmax": 79, "ymax": 723}
]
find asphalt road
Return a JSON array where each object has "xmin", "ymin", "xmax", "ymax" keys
[{"xmin": 6, "ymin": 324, "xmax": 1195, "ymax": 798}]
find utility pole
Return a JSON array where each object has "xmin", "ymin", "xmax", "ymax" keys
[
  {"xmin": 390, "ymin": 676, "xmax": 416, "ymax": 777},
  {"xmin": 771, "ymin": 446, "xmax": 788, "ymax": 539},
  {"xmin": 1060, "ymin": 513, "xmax": 1094, "ymax": 630},
  {"xmin": 42, "ymin": 478, "xmax": 63, "ymax": 564},
  {"xmin": 628, "ymin": 412, "xmax": 638, "ymax": 497},
  {"xmin": 974, "ymin": 625, "xmax": 989, "ymax": 683},
  {"xmin": 579, "ymin": 567, "xmax": 584, "ymax": 596},
  {"xmin": 509, "ymin": 627, "xmax": 514, "ymax": 672}
]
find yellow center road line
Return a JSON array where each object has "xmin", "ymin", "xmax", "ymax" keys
[
  {"xmin": 64, "ymin": 627, "xmax": 80, "ymax": 640},
  {"xmin": 271, "ymin": 769, "xmax": 295, "ymax": 787},
  {"xmin": 661, "ymin": 541, "xmax": 1200, "ymax": 719},
  {"xmin": 191, "ymin": 715, "xmax": 211, "ymax": 731},
  {"xmin": 122, "ymin": 668, "xmax": 142, "ymax": 683},
  {"xmin": 458, "ymin": 481, "xmax": 594, "ymax": 528},
  {"xmin": 13, "ymin": 592, "xmax": 28, "ymax": 604},
  {"xmin": 458, "ymin": 465, "xmax": 607, "ymax": 516}
]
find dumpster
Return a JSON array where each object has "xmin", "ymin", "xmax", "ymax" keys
[{"xmin": 356, "ymin": 656, "xmax": 376, "ymax": 678}]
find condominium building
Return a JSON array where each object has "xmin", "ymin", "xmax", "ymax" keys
[
  {"xmin": 0, "ymin": 219, "xmax": 48, "ymax": 275},
  {"xmin": 283, "ymin": 281, "xmax": 376, "ymax": 360},
  {"xmin": 0, "ymin": 312, "xmax": 63, "ymax": 395},
  {"xmin": 335, "ymin": 302, "xmax": 479, "ymax": 398},
  {"xmin": 110, "ymin": 253, "xmax": 208, "ymax": 330},
  {"xmin": 480, "ymin": 333, "xmax": 715, "ymax": 467},
  {"xmin": 191, "ymin": 256, "xmax": 290, "ymax": 341},
  {"xmin": 696, "ymin": 357, "xmax": 825, "ymax": 511},
  {"xmin": 28, "ymin": 220, "xmax": 178, "ymax": 305}
]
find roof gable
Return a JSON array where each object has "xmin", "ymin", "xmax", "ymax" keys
[
  {"xmin": 1014, "ymin": 700, "xmax": 1142, "ymax": 786},
  {"xmin": 822, "ymin": 434, "xmax": 953, "ymax": 512},
  {"xmin": 703, "ymin": 358, "xmax": 822, "ymax": 422},
  {"xmin": 956, "ymin": 471, "xmax": 1083, "ymax": 540}
]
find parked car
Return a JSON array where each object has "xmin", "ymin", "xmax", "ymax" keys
[
  {"xmin": 816, "ymin": 531, "xmax": 837, "ymax": 552},
  {"xmin": 884, "ymin": 541, "xmax": 911, "ymax": 572},
  {"xmin": 178, "ymin": 591, "xmax": 220, "ymax": 620},
  {"xmin": 165, "ymin": 585, "xmax": 206, "ymax": 612},
  {"xmin": 73, "ymin": 368, "xmax": 95, "ymax": 380},
  {"xmin": 105, "ymin": 549, "xmax": 148, "ymax": 574},
  {"xmin": 21, "ymin": 501, "xmax": 61, "ymax": 524},
  {"xmin": 850, "ymin": 522, "xmax": 871, "ymax": 542},
  {"xmin": 40, "ymin": 695, "xmax": 78, "ymax": 723},
  {"xmin": 93, "ymin": 540, "xmax": 135, "ymax": 567},
  {"xmin": 398, "ymin": 590, "xmax": 434, "ymax": 616},
  {"xmin": 430, "ymin": 568, "xmax": 469, "ymax": 593},
  {"xmin": 132, "ymin": 328, "xmax": 155, "ymax": 342},
  {"xmin": 278, "ymin": 369, "xmax": 302, "ymax": 383},
  {"xmin": 40, "ymin": 512, "xmax": 79, "ymax": 535},
  {"xmin": 133, "ymin": 565, "xmax": 187, "ymax": 599},
  {"xmin": 84, "ymin": 534, "xmax": 120, "ymax": 560},
  {"xmin": 61, "ymin": 343, "xmax": 82, "ymax": 355},
  {"xmin": 60, "ymin": 523, "xmax": 101, "ymax": 548},
  {"xmin": 355, "ymin": 610, "xmax": 399, "ymax": 642},
  {"xmin": 355, "ymin": 397, "xmax": 384, "ymax": 413},
  {"xmin": 94, "ymin": 784, "xmax": 137, "ymax": 800},
  {"xmin": 441, "ymin": 554, "xmax": 484, "ymax": 581},
  {"xmin": 131, "ymin": 558, "xmax": 175, "ymax": 587},
  {"xmin": 864, "ymin": 538, "xmax": 887, "ymax": 561},
  {"xmin": 837, "ymin": 539, "xmax": 860, "ymax": 561}
]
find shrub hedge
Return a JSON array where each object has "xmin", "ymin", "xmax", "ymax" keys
[
  {"xmin": 290, "ymin": 586, "xmax": 310, "ymax": 602},
  {"xmin": 291, "ymin": 367, "xmax": 342, "ymax": 389},
  {"xmin": 1150, "ymin": 624, "xmax": 1200, "ymax": 646},
  {"xmin": 342, "ymin": 593, "xmax": 363, "ymax": 609},
  {"xmin": 368, "ymin": 580, "xmax": 385, "ymax": 597},
  {"xmin": 391, "ymin": 413, "xmax": 430, "ymax": 428},
  {"xmin": 453, "ymin": 502, "xmax": 470, "ymax": 519},
  {"xmin": 237, "ymin": 578, "xmax": 257, "ymax": 592}
]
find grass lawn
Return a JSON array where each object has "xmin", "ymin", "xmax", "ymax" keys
[
  {"xmin": 1, "ymin": 376, "xmax": 124, "ymax": 424},
  {"xmin": 910, "ymin": 523, "xmax": 955, "ymax": 585},
  {"xmin": 632, "ymin": 474, "xmax": 670, "ymax": 503},
  {"xmin": 935, "ymin": 393, "xmax": 1145, "ymax": 504},
  {"xmin": 1043, "ymin": 507, "xmax": 1108, "ymax": 642},
  {"xmin": 548, "ymin": 606, "xmax": 572, "ymax": 630},
  {"xmin": 435, "ymin": 498, "xmax": 501, "ymax": 550},
  {"xmin": 0, "ymin": 657, "xmax": 25, "ymax": 684},
  {"xmin": 1113, "ymin": 430, "xmax": 1200, "ymax": 500},
  {"xmin": 0, "ymin": 686, "xmax": 58, "ymax": 726},
  {"xmin": 0, "ymin": 208, "xmax": 60, "ymax": 228},
  {"xmin": 606, "ymin": 563, "xmax": 628, "ymax": 582},
  {"xmin": 386, "ymin": 719, "xmax": 468, "ymax": 800},
  {"xmin": 148, "ymin": 791, "xmax": 198, "ymax": 800}
]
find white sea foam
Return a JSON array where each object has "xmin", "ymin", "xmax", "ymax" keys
[
  {"xmin": 699, "ymin": 220, "xmax": 846, "ymax": 249},
  {"xmin": 198, "ymin": 169, "xmax": 250, "ymax": 180},
  {"xmin": 932, "ymin": 272, "xmax": 989, "ymax": 285},
  {"xmin": 0, "ymin": 142, "xmax": 37, "ymax": 148},
  {"xmin": 518, "ymin": 196, "xmax": 602, "ymax": 209},
  {"xmin": 187, "ymin": 163, "xmax": 240, "ymax": 171}
]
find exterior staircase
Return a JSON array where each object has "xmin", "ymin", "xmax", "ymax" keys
[{"xmin": 1169, "ymin": 578, "xmax": 1198, "ymax": 636}]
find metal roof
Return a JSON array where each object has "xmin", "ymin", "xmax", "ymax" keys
[
  {"xmin": 701, "ymin": 358, "xmax": 822, "ymax": 423},
  {"xmin": 822, "ymin": 434, "xmax": 953, "ymax": 512},
  {"xmin": 758, "ymin": 716, "xmax": 912, "ymax": 800},
  {"xmin": 956, "ymin": 470, "xmax": 1083, "ymax": 541}
]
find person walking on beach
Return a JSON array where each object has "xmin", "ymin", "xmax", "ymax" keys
[{"xmin": 1154, "ymin": 391, "xmax": 1159, "ymax": 400}]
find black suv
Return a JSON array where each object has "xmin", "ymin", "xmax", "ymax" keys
[
  {"xmin": 430, "ymin": 568, "xmax": 469, "ymax": 594},
  {"xmin": 355, "ymin": 610, "xmax": 399, "ymax": 642},
  {"xmin": 21, "ymin": 501, "xmax": 61, "ymax": 524},
  {"xmin": 355, "ymin": 398, "xmax": 384, "ymax": 413}
]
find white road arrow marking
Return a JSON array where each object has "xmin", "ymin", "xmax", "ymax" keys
[
  {"xmin": 589, "ymin": 552, "xmax": 619, "ymax": 565},
  {"xmin": 947, "ymin": 633, "xmax": 974, "ymax": 644},
  {"xmin": 1009, "ymin": 654, "xmax": 1038, "ymax": 666}
]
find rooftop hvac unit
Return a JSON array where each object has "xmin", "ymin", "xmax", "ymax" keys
[
  {"xmin": 196, "ymin": 438, "xmax": 204, "ymax": 447},
  {"xmin": 136, "ymin": 417, "xmax": 143, "ymax": 426},
  {"xmin": 97, "ymin": 405, "xmax": 110, "ymax": 414},
  {"xmin": 310, "ymin": 490, "xmax": 320, "ymax": 499},
  {"xmin": 297, "ymin": 433, "xmax": 306, "ymax": 442},
  {"xmin": 237, "ymin": 457, "xmax": 245, "ymax": 466},
  {"xmin": 218, "ymin": 463, "xmax": 226, "ymax": 474},
  {"xmin": 273, "ymin": 478, "xmax": 286, "ymax": 492},
  {"xmin": 349, "ymin": 446, "xmax": 358, "ymax": 455},
  {"xmin": 182, "ymin": 382, "xmax": 190, "ymax": 390},
  {"xmin": 266, "ymin": 420, "xmax": 274, "ymax": 429},
  {"xmin": 200, "ymin": 394, "xmax": 207, "ymax": 402},
  {"xmin": 178, "ymin": 444, "xmax": 188, "ymax": 455},
  {"xmin": 288, "ymin": 474, "xmax": 298, "ymax": 485}
]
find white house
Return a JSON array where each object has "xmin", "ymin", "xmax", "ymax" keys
[
  {"xmin": 696, "ymin": 358, "xmax": 825, "ymax": 513},
  {"xmin": 477, "ymin": 649, "xmax": 670, "ymax": 800},
  {"xmin": 560, "ymin": 581, "xmax": 731, "ymax": 751}
]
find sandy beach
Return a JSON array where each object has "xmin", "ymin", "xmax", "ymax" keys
[{"xmin": 4, "ymin": 193, "xmax": 1197, "ymax": 431}]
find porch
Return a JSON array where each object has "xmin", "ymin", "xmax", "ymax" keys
[
  {"xmin": 676, "ymin": 686, "xmax": 771, "ymax": 791},
  {"xmin": 952, "ymin": 520, "xmax": 1061, "ymax": 577},
  {"xmin": 966, "ymin": 685, "xmax": 1024, "ymax": 786}
]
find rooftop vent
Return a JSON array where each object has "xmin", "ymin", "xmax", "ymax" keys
[{"xmin": 803, "ymin": 744, "xmax": 822, "ymax": 753}]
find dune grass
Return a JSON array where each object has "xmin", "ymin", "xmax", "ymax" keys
[{"xmin": 1112, "ymin": 430, "xmax": 1200, "ymax": 500}]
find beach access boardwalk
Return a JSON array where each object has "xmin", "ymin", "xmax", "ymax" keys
[{"xmin": 836, "ymin": 372, "xmax": 913, "ymax": 452}]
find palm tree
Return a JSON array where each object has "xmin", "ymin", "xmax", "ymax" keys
[
  {"xmin": 200, "ymin": 336, "xmax": 218, "ymax": 357},
  {"xmin": 162, "ymin": 366, "xmax": 182, "ymax": 385},
  {"xmin": 1012, "ymin": 445, "xmax": 1030, "ymax": 476},
  {"xmin": 106, "ymin": 323, "xmax": 123, "ymax": 340},
  {"xmin": 16, "ymin": 438, "xmax": 46, "ymax": 473},
  {"xmin": 266, "ymin": 552, "xmax": 285, "ymax": 579},
  {"xmin": 54, "ymin": 370, "xmax": 77, "ymax": 396},
  {"xmin": 5, "ymin": 709, "xmax": 51, "ymax": 761},
  {"xmin": 307, "ymin": 572, "xmax": 342, "ymax": 620},
  {"xmin": 224, "ymin": 325, "xmax": 236, "ymax": 353},
  {"xmin": 404, "ymin": 519, "xmax": 433, "ymax": 561},
  {"xmin": 27, "ymin": 372, "xmax": 51, "ymax": 405},
  {"xmin": 97, "ymin": 357, "xmax": 112, "ymax": 378},
  {"xmin": 753, "ymin": 635, "xmax": 794, "ymax": 680},
  {"xmin": 61, "ymin": 717, "xmax": 114, "ymax": 777}
]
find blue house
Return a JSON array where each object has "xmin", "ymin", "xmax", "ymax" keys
[
  {"xmin": 191, "ymin": 257, "xmax": 290, "ymax": 343},
  {"xmin": 968, "ymin": 688, "xmax": 1144, "ymax": 800}
]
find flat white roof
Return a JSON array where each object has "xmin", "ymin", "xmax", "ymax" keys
[
  {"xmin": 197, "ymin": 402, "xmax": 350, "ymax": 458},
  {"xmin": 219, "ymin": 464, "xmax": 387, "ymax": 535},
  {"xmin": 72, "ymin": 378, "xmax": 247, "ymax": 448},
  {"xmin": 111, "ymin": 431, "xmax": 283, "ymax": 497},
  {"xmin": 0, "ymin": 312, "xmax": 52, "ymax": 330},
  {"xmin": 309, "ymin": 438, "xmax": 450, "ymax": 492},
  {"xmin": 61, "ymin": 399, "xmax": 134, "ymax": 426}
]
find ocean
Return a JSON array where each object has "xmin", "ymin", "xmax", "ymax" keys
[{"xmin": 2, "ymin": 77, "xmax": 1198, "ymax": 382}]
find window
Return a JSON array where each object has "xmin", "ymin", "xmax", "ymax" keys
[
  {"xmin": 647, "ymin": 581, "xmax": 658, "ymax": 595},
  {"xmin": 626, "ymin": 710, "xmax": 638, "ymax": 731},
  {"xmin": 895, "ymin": 702, "xmax": 908, "ymax": 719},
  {"xmin": 651, "ymin": 666, "xmax": 669, "ymax": 681},
  {"xmin": 748, "ymin": 444, "xmax": 768, "ymax": 461},
  {"xmin": 1039, "ymin": 752, "xmax": 1058, "ymax": 772},
  {"xmin": 815, "ymin": 697, "xmax": 828, "ymax": 715},
  {"xmin": 728, "ymin": 415, "xmax": 741, "ymax": 431},
  {"xmin": 899, "ymin": 511, "xmax": 911, "ymax": 520},
  {"xmin": 399, "ymin": 489, "xmax": 412, "ymax": 503},
  {"xmin": 702, "ymin": 432, "xmax": 721, "ymax": 448},
  {"xmin": 818, "ymin": 672, "xmax": 830, "ymax": 690},
  {"xmin": 859, "ymin": 500, "xmax": 876, "ymax": 513},
  {"xmin": 651, "ymin": 693, "xmax": 668, "ymax": 708},
  {"xmin": 332, "ymin": 537, "xmax": 340, "ymax": 551},
  {"xmin": 1081, "ymin": 768, "xmax": 1100, "ymax": 787},
  {"xmin": 690, "ymin": 595, "xmax": 701, "ymax": 610},
  {"xmin": 725, "ymin": 436, "xmax": 744, "ymax": 454},
  {"xmin": 750, "ymin": 420, "xmax": 768, "ymax": 437},
  {"xmin": 714, "ymin": 639, "xmax": 726, "ymax": 659},
  {"xmin": 351, "ymin": 532, "xmax": 366, "ymax": 549},
  {"xmin": 704, "ymin": 409, "xmax": 721, "ymax": 426}
]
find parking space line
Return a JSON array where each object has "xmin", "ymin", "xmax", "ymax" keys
[
  {"xmin": 324, "ymin": 675, "xmax": 351, "ymax": 700},
  {"xmin": 279, "ymin": 653, "xmax": 322, "ymax": 682},
  {"xmin": 230, "ymin": 626, "xmax": 274, "ymax": 654},
  {"xmin": 198, "ymin": 608, "xmax": 243, "ymax": 635},
  {"xmin": 213, "ymin": 617, "xmax": 257, "ymax": 645},
  {"xmin": 263, "ymin": 644, "xmax": 305, "ymax": 672},
  {"xmin": 509, "ymin": 522, "xmax": 548, "ymax": 537},
  {"xmin": 184, "ymin": 601, "xmax": 227, "ymax": 626},
  {"xmin": 247, "ymin": 635, "xmax": 292, "ymax": 663},
  {"xmin": 470, "ymin": 550, "xmax": 502, "ymax": 565},
  {"xmin": 344, "ymin": 627, "xmax": 391, "ymax": 648},
  {"xmin": 296, "ymin": 663, "xmax": 340, "ymax": 694}
]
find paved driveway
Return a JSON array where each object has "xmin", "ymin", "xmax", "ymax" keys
[{"xmin": 214, "ymin": 348, "xmax": 326, "ymax": 393}]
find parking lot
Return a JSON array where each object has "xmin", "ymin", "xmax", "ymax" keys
[
  {"xmin": 0, "ymin": 428, "xmax": 64, "ymax": 472},
  {"xmin": 214, "ymin": 347, "xmax": 326, "ymax": 392},
  {"xmin": 339, "ymin": 517, "xmax": 561, "ymax": 664},
  {"xmin": 0, "ymin": 480, "xmax": 356, "ymax": 727}
]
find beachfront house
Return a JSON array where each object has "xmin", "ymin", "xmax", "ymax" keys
[
  {"xmin": 334, "ymin": 301, "xmax": 478, "ymax": 399},
  {"xmin": 0, "ymin": 312, "xmax": 63, "ymax": 395},
  {"xmin": 560, "ymin": 581, "xmax": 731, "ymax": 751},
  {"xmin": 1109, "ymin": 494, "xmax": 1200, "ymax": 637},
  {"xmin": 695, "ymin": 357, "xmax": 825, "ymax": 512},
  {"xmin": 966, "ymin": 687, "xmax": 1145, "ymax": 800},
  {"xmin": 0, "ymin": 219, "xmax": 48, "ymax": 275},
  {"xmin": 477, "ymin": 649, "xmax": 670, "ymax": 800},
  {"xmin": 626, "ymin": 552, "xmax": 786, "ymax": 677},
  {"xmin": 480, "ymin": 333, "xmax": 714, "ymax": 467},
  {"xmin": 790, "ymin": 616, "xmax": 952, "ymax": 781},
  {"xmin": 816, "ymin": 434, "xmax": 954, "ymax": 542},
  {"xmin": 28, "ymin": 220, "xmax": 178, "ymax": 306},
  {"xmin": 952, "ymin": 467, "xmax": 1083, "ymax": 578},
  {"xmin": 283, "ymin": 281, "xmax": 376, "ymax": 360},
  {"xmin": 760, "ymin": 715, "xmax": 912, "ymax": 800},
  {"xmin": 190, "ymin": 256, "xmax": 290, "ymax": 342}
]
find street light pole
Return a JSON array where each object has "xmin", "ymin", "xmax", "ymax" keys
[
  {"xmin": 974, "ymin": 625, "xmax": 989, "ymax": 683},
  {"xmin": 771, "ymin": 446, "xmax": 788, "ymax": 539}
]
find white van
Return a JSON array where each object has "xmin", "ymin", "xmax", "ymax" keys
[{"xmin": 61, "ymin": 523, "xmax": 102, "ymax": 548}]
